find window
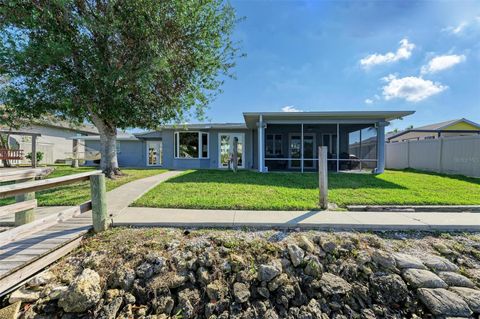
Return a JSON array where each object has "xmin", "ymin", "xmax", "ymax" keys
[
  {"xmin": 425, "ymin": 136, "xmax": 435, "ymax": 140},
  {"xmin": 116, "ymin": 141, "xmax": 121, "ymax": 154},
  {"xmin": 266, "ymin": 134, "xmax": 283, "ymax": 156},
  {"xmin": 174, "ymin": 132, "xmax": 209, "ymax": 159}
]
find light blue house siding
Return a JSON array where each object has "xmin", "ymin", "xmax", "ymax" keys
[
  {"xmin": 85, "ymin": 128, "xmax": 255, "ymax": 169},
  {"xmin": 85, "ymin": 140, "xmax": 147, "ymax": 167},
  {"xmin": 82, "ymin": 111, "xmax": 415, "ymax": 173},
  {"xmin": 161, "ymin": 128, "xmax": 255, "ymax": 169}
]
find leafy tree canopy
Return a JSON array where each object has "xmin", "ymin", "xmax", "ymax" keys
[{"xmin": 1, "ymin": 0, "xmax": 241, "ymax": 176}]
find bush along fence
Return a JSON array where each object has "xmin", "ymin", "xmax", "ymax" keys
[{"xmin": 386, "ymin": 135, "xmax": 480, "ymax": 178}]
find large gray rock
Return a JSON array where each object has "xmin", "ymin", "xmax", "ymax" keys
[
  {"xmin": 370, "ymin": 274, "xmax": 408, "ymax": 305},
  {"xmin": 319, "ymin": 273, "xmax": 352, "ymax": 296},
  {"xmin": 420, "ymin": 254, "xmax": 459, "ymax": 272},
  {"xmin": 371, "ymin": 250, "xmax": 396, "ymax": 270},
  {"xmin": 304, "ymin": 255, "xmax": 323, "ymax": 278},
  {"xmin": 206, "ymin": 280, "xmax": 228, "ymax": 301},
  {"xmin": 298, "ymin": 236, "xmax": 316, "ymax": 253},
  {"xmin": 233, "ymin": 282, "xmax": 250, "ymax": 303},
  {"xmin": 258, "ymin": 263, "xmax": 281, "ymax": 282},
  {"xmin": 288, "ymin": 244, "xmax": 305, "ymax": 267},
  {"xmin": 450, "ymin": 287, "xmax": 480, "ymax": 313},
  {"xmin": 109, "ymin": 267, "xmax": 135, "ymax": 291},
  {"xmin": 393, "ymin": 253, "xmax": 426, "ymax": 270},
  {"xmin": 27, "ymin": 270, "xmax": 55, "ymax": 288},
  {"xmin": 59, "ymin": 269, "xmax": 102, "ymax": 313},
  {"xmin": 98, "ymin": 297, "xmax": 123, "ymax": 319},
  {"xmin": 417, "ymin": 288, "xmax": 472, "ymax": 317},
  {"xmin": 438, "ymin": 272, "xmax": 475, "ymax": 288},
  {"xmin": 403, "ymin": 269, "xmax": 448, "ymax": 288},
  {"xmin": 9, "ymin": 288, "xmax": 40, "ymax": 303},
  {"xmin": 176, "ymin": 288, "xmax": 200, "ymax": 319}
]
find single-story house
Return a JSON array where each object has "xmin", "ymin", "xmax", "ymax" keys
[
  {"xmin": 1, "ymin": 119, "xmax": 98, "ymax": 165},
  {"xmin": 387, "ymin": 118, "xmax": 480, "ymax": 143},
  {"xmin": 79, "ymin": 111, "xmax": 414, "ymax": 173}
]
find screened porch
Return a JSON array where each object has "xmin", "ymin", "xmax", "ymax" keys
[{"xmin": 263, "ymin": 123, "xmax": 379, "ymax": 172}]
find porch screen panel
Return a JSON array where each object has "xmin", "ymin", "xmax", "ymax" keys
[
  {"xmin": 264, "ymin": 124, "xmax": 301, "ymax": 171},
  {"xmin": 360, "ymin": 126, "xmax": 377, "ymax": 169},
  {"xmin": 339, "ymin": 124, "xmax": 378, "ymax": 171}
]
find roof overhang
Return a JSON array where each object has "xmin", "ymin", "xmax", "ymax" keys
[
  {"xmin": 69, "ymin": 135, "xmax": 139, "ymax": 141},
  {"xmin": 243, "ymin": 111, "xmax": 415, "ymax": 129},
  {"xmin": 161, "ymin": 123, "xmax": 247, "ymax": 130}
]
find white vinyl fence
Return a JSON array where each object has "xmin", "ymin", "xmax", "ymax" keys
[{"xmin": 386, "ymin": 135, "xmax": 480, "ymax": 178}]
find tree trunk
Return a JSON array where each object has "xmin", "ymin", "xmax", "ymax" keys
[
  {"xmin": 91, "ymin": 114, "xmax": 121, "ymax": 178},
  {"xmin": 0, "ymin": 134, "xmax": 12, "ymax": 167}
]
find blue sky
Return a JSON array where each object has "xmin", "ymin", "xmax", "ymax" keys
[{"xmin": 203, "ymin": 0, "xmax": 480, "ymax": 131}]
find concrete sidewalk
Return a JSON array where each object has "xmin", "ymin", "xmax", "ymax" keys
[{"xmin": 114, "ymin": 207, "xmax": 480, "ymax": 231}]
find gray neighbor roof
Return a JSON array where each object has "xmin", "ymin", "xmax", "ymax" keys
[{"xmin": 387, "ymin": 118, "xmax": 480, "ymax": 141}]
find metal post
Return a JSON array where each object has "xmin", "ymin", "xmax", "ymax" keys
[
  {"xmin": 258, "ymin": 115, "xmax": 265, "ymax": 173},
  {"xmin": 301, "ymin": 124, "xmax": 304, "ymax": 173},
  {"xmin": 318, "ymin": 146, "xmax": 328, "ymax": 210},
  {"xmin": 15, "ymin": 178, "xmax": 35, "ymax": 226},
  {"xmin": 336, "ymin": 124, "xmax": 340, "ymax": 172},
  {"xmin": 90, "ymin": 173, "xmax": 108, "ymax": 232},
  {"xmin": 31, "ymin": 135, "xmax": 37, "ymax": 168}
]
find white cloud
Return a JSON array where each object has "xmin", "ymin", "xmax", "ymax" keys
[
  {"xmin": 382, "ymin": 75, "xmax": 447, "ymax": 102},
  {"xmin": 443, "ymin": 22, "xmax": 468, "ymax": 35},
  {"xmin": 360, "ymin": 39, "xmax": 415, "ymax": 68},
  {"xmin": 421, "ymin": 54, "xmax": 466, "ymax": 74},
  {"xmin": 281, "ymin": 105, "xmax": 302, "ymax": 112},
  {"xmin": 364, "ymin": 98, "xmax": 374, "ymax": 104}
]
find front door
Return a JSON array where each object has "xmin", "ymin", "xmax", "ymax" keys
[
  {"xmin": 147, "ymin": 141, "xmax": 162, "ymax": 166},
  {"xmin": 288, "ymin": 133, "xmax": 316, "ymax": 169},
  {"xmin": 218, "ymin": 133, "xmax": 245, "ymax": 168}
]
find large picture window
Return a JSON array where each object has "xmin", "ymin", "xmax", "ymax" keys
[{"xmin": 174, "ymin": 132, "xmax": 209, "ymax": 159}]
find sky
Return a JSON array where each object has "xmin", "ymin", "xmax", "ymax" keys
[{"xmin": 202, "ymin": 0, "xmax": 480, "ymax": 131}]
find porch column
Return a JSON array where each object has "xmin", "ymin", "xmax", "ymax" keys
[
  {"xmin": 300, "ymin": 123, "xmax": 304, "ymax": 173},
  {"xmin": 257, "ymin": 115, "xmax": 266, "ymax": 172},
  {"xmin": 374, "ymin": 121, "xmax": 388, "ymax": 174}
]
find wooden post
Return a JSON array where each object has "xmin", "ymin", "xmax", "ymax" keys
[
  {"xmin": 72, "ymin": 139, "xmax": 79, "ymax": 168},
  {"xmin": 15, "ymin": 178, "xmax": 35, "ymax": 226},
  {"xmin": 31, "ymin": 135, "xmax": 37, "ymax": 168},
  {"xmin": 318, "ymin": 146, "xmax": 328, "ymax": 210},
  {"xmin": 232, "ymin": 137, "xmax": 238, "ymax": 173},
  {"xmin": 90, "ymin": 173, "xmax": 108, "ymax": 232}
]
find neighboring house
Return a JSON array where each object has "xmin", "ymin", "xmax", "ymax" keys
[
  {"xmin": 387, "ymin": 118, "xmax": 480, "ymax": 143},
  {"xmin": 79, "ymin": 110, "xmax": 413, "ymax": 173},
  {"xmin": 3, "ymin": 120, "xmax": 98, "ymax": 165}
]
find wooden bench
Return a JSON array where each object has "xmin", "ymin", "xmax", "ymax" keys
[{"xmin": 0, "ymin": 149, "xmax": 24, "ymax": 161}]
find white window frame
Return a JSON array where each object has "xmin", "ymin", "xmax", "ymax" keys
[
  {"xmin": 266, "ymin": 134, "xmax": 283, "ymax": 156},
  {"xmin": 146, "ymin": 140, "xmax": 163, "ymax": 166},
  {"xmin": 174, "ymin": 131, "xmax": 209, "ymax": 159},
  {"xmin": 116, "ymin": 141, "xmax": 121, "ymax": 154}
]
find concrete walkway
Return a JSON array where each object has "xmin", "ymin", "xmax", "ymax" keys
[
  {"xmin": 106, "ymin": 170, "xmax": 183, "ymax": 216},
  {"xmin": 114, "ymin": 207, "xmax": 480, "ymax": 231},
  {"xmin": 0, "ymin": 170, "xmax": 183, "ymax": 225}
]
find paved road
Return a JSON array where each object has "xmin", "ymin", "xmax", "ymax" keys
[{"xmin": 114, "ymin": 207, "xmax": 480, "ymax": 231}]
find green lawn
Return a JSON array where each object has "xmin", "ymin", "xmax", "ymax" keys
[
  {"xmin": 133, "ymin": 169, "xmax": 480, "ymax": 210},
  {"xmin": 1, "ymin": 165, "xmax": 167, "ymax": 206}
]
